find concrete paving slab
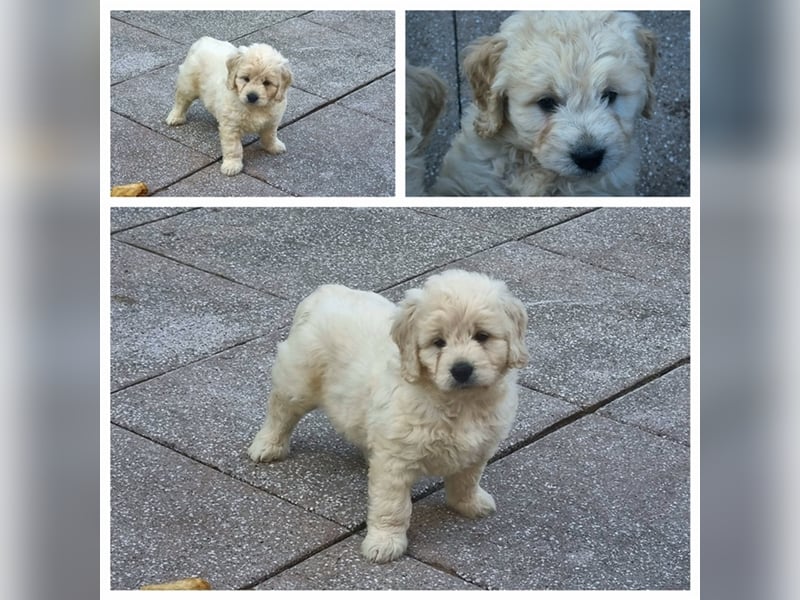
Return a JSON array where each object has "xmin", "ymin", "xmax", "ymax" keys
[
  {"xmin": 527, "ymin": 207, "xmax": 690, "ymax": 294},
  {"xmin": 110, "ymin": 113, "xmax": 214, "ymax": 190},
  {"xmin": 110, "ymin": 18, "xmax": 185, "ymax": 84},
  {"xmin": 111, "ymin": 10, "xmax": 306, "ymax": 45},
  {"xmin": 413, "ymin": 207, "xmax": 594, "ymax": 237},
  {"xmin": 112, "ymin": 329, "xmax": 577, "ymax": 528},
  {"xmin": 240, "ymin": 104, "xmax": 395, "ymax": 196},
  {"xmin": 599, "ymin": 364, "xmax": 690, "ymax": 445},
  {"xmin": 110, "ymin": 207, "xmax": 191, "ymax": 232},
  {"xmin": 405, "ymin": 11, "xmax": 691, "ymax": 196},
  {"xmin": 110, "ymin": 240, "xmax": 292, "ymax": 390},
  {"xmin": 407, "ymin": 415, "xmax": 690, "ymax": 589},
  {"xmin": 384, "ymin": 241, "xmax": 689, "ymax": 406},
  {"xmin": 111, "ymin": 425, "xmax": 348, "ymax": 590},
  {"xmin": 251, "ymin": 14, "xmax": 394, "ymax": 100},
  {"xmin": 153, "ymin": 164, "xmax": 289, "ymax": 197},
  {"xmin": 300, "ymin": 10, "xmax": 395, "ymax": 48},
  {"xmin": 337, "ymin": 73, "xmax": 396, "ymax": 124},
  {"xmin": 112, "ymin": 208, "xmax": 504, "ymax": 302},
  {"xmin": 258, "ymin": 536, "xmax": 479, "ymax": 590}
]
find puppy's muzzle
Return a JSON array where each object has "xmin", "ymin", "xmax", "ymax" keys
[
  {"xmin": 450, "ymin": 361, "xmax": 475, "ymax": 385},
  {"xmin": 571, "ymin": 145, "xmax": 606, "ymax": 173},
  {"xmin": 246, "ymin": 92, "xmax": 260, "ymax": 104}
]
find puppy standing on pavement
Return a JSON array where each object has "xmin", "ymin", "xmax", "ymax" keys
[
  {"xmin": 248, "ymin": 270, "xmax": 528, "ymax": 563},
  {"xmin": 166, "ymin": 37, "xmax": 292, "ymax": 176},
  {"xmin": 432, "ymin": 11, "xmax": 657, "ymax": 196}
]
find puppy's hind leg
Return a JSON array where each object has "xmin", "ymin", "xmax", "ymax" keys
[
  {"xmin": 165, "ymin": 72, "xmax": 197, "ymax": 126},
  {"xmin": 247, "ymin": 387, "xmax": 312, "ymax": 462}
]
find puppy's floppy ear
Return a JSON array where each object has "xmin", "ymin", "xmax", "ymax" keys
[
  {"xmin": 636, "ymin": 27, "xmax": 658, "ymax": 118},
  {"xmin": 226, "ymin": 51, "xmax": 243, "ymax": 91},
  {"xmin": 390, "ymin": 288, "xmax": 423, "ymax": 383},
  {"xmin": 275, "ymin": 63, "xmax": 293, "ymax": 103},
  {"xmin": 501, "ymin": 289, "xmax": 529, "ymax": 369},
  {"xmin": 463, "ymin": 35, "xmax": 507, "ymax": 138}
]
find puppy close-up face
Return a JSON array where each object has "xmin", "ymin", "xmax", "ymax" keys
[
  {"xmin": 392, "ymin": 271, "xmax": 528, "ymax": 392},
  {"xmin": 226, "ymin": 44, "xmax": 292, "ymax": 108},
  {"xmin": 466, "ymin": 11, "xmax": 657, "ymax": 181}
]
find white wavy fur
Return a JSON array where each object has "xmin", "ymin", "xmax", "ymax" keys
[
  {"xmin": 433, "ymin": 11, "xmax": 657, "ymax": 196},
  {"xmin": 248, "ymin": 270, "xmax": 529, "ymax": 562},
  {"xmin": 166, "ymin": 36, "xmax": 292, "ymax": 176}
]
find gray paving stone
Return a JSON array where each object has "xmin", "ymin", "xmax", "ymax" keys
[
  {"xmin": 111, "ymin": 425, "xmax": 347, "ymax": 590},
  {"xmin": 385, "ymin": 241, "xmax": 689, "ymax": 407},
  {"xmin": 407, "ymin": 415, "xmax": 690, "ymax": 589},
  {"xmin": 110, "ymin": 207, "xmax": 192, "ymax": 232},
  {"xmin": 112, "ymin": 330, "xmax": 576, "ymax": 528},
  {"xmin": 112, "ymin": 208, "xmax": 503, "ymax": 302},
  {"xmin": 111, "ymin": 10, "xmax": 306, "ymax": 45},
  {"xmin": 241, "ymin": 104, "xmax": 394, "ymax": 196},
  {"xmin": 250, "ymin": 16, "xmax": 394, "ymax": 100},
  {"xmin": 110, "ymin": 240, "xmax": 292, "ymax": 390},
  {"xmin": 337, "ymin": 73, "xmax": 395, "ymax": 124},
  {"xmin": 257, "ymin": 536, "xmax": 478, "ymax": 590},
  {"xmin": 110, "ymin": 18, "xmax": 185, "ymax": 84},
  {"xmin": 110, "ymin": 113, "xmax": 214, "ymax": 191},
  {"xmin": 599, "ymin": 364, "xmax": 690, "ymax": 445},
  {"xmin": 527, "ymin": 207, "xmax": 690, "ymax": 294},
  {"xmin": 301, "ymin": 10, "xmax": 395, "ymax": 48},
  {"xmin": 153, "ymin": 164, "xmax": 289, "ymax": 197},
  {"xmin": 414, "ymin": 207, "xmax": 594, "ymax": 238}
]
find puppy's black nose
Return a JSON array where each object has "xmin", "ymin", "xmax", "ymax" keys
[
  {"xmin": 246, "ymin": 92, "xmax": 260, "ymax": 104},
  {"xmin": 450, "ymin": 362, "xmax": 474, "ymax": 384},
  {"xmin": 571, "ymin": 146, "xmax": 605, "ymax": 172}
]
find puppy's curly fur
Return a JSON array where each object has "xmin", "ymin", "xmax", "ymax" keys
[
  {"xmin": 406, "ymin": 65, "xmax": 447, "ymax": 196},
  {"xmin": 432, "ymin": 11, "xmax": 657, "ymax": 196},
  {"xmin": 248, "ymin": 270, "xmax": 528, "ymax": 563},
  {"xmin": 166, "ymin": 36, "xmax": 292, "ymax": 176}
]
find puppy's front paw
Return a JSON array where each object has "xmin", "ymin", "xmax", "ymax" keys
[
  {"xmin": 262, "ymin": 138, "xmax": 286, "ymax": 155},
  {"xmin": 247, "ymin": 436, "xmax": 289, "ymax": 463},
  {"xmin": 165, "ymin": 109, "xmax": 186, "ymax": 126},
  {"xmin": 361, "ymin": 530, "xmax": 407, "ymax": 563},
  {"xmin": 447, "ymin": 486, "xmax": 496, "ymax": 519},
  {"xmin": 220, "ymin": 159, "xmax": 243, "ymax": 176}
]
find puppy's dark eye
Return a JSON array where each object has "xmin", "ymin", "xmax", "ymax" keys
[
  {"xmin": 433, "ymin": 338, "xmax": 447, "ymax": 349},
  {"xmin": 473, "ymin": 332, "xmax": 490, "ymax": 343},
  {"xmin": 263, "ymin": 80, "xmax": 271, "ymax": 87},
  {"xmin": 537, "ymin": 97, "xmax": 559, "ymax": 113},
  {"xmin": 602, "ymin": 90, "xmax": 618, "ymax": 105},
  {"xmin": 242, "ymin": 76, "xmax": 250, "ymax": 83}
]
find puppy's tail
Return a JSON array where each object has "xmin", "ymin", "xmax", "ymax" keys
[{"xmin": 405, "ymin": 64, "xmax": 447, "ymax": 196}]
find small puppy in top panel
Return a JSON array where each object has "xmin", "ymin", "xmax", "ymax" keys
[
  {"xmin": 166, "ymin": 36, "xmax": 292, "ymax": 176},
  {"xmin": 248, "ymin": 270, "xmax": 528, "ymax": 563},
  {"xmin": 432, "ymin": 11, "xmax": 657, "ymax": 196}
]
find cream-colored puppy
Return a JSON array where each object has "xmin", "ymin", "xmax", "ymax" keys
[
  {"xmin": 432, "ymin": 11, "xmax": 657, "ymax": 196},
  {"xmin": 166, "ymin": 36, "xmax": 292, "ymax": 176},
  {"xmin": 405, "ymin": 65, "xmax": 447, "ymax": 196},
  {"xmin": 248, "ymin": 270, "xmax": 528, "ymax": 563}
]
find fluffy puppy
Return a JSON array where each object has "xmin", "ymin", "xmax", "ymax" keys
[
  {"xmin": 405, "ymin": 64, "xmax": 447, "ymax": 196},
  {"xmin": 248, "ymin": 270, "xmax": 528, "ymax": 563},
  {"xmin": 432, "ymin": 11, "xmax": 657, "ymax": 196},
  {"xmin": 166, "ymin": 36, "xmax": 292, "ymax": 176}
]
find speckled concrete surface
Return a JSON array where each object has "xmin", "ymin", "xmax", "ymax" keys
[
  {"xmin": 109, "ymin": 207, "xmax": 691, "ymax": 589},
  {"xmin": 405, "ymin": 11, "xmax": 691, "ymax": 196},
  {"xmin": 109, "ymin": 11, "xmax": 394, "ymax": 196}
]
